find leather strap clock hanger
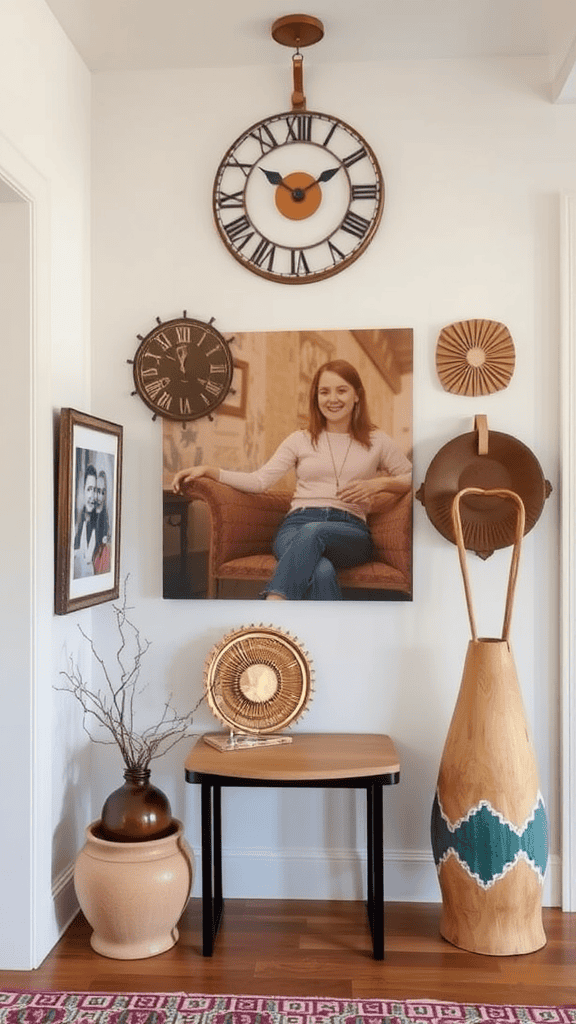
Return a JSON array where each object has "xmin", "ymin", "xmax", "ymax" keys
[
  {"xmin": 416, "ymin": 415, "xmax": 552, "ymax": 559},
  {"xmin": 212, "ymin": 14, "xmax": 384, "ymax": 284},
  {"xmin": 271, "ymin": 14, "xmax": 324, "ymax": 111}
]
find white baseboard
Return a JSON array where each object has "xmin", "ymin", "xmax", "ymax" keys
[
  {"xmin": 51, "ymin": 862, "xmax": 79, "ymax": 942},
  {"xmin": 190, "ymin": 847, "xmax": 562, "ymax": 907},
  {"xmin": 50, "ymin": 846, "xmax": 561, "ymax": 953}
]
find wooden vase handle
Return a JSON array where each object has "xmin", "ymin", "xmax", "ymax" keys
[{"xmin": 451, "ymin": 487, "xmax": 526, "ymax": 642}]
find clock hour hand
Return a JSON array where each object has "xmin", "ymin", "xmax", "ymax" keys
[
  {"xmin": 176, "ymin": 344, "xmax": 188, "ymax": 374},
  {"xmin": 260, "ymin": 168, "xmax": 292, "ymax": 191}
]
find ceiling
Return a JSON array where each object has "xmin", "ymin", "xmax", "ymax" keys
[{"xmin": 43, "ymin": 0, "xmax": 576, "ymax": 100}]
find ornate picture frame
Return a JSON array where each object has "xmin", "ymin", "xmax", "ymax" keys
[
  {"xmin": 55, "ymin": 408, "xmax": 123, "ymax": 614},
  {"xmin": 220, "ymin": 359, "xmax": 249, "ymax": 418}
]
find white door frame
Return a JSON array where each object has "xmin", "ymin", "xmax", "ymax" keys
[
  {"xmin": 0, "ymin": 136, "xmax": 51, "ymax": 967},
  {"xmin": 560, "ymin": 192, "xmax": 576, "ymax": 912}
]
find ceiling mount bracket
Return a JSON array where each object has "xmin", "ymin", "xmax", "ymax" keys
[{"xmin": 271, "ymin": 14, "xmax": 324, "ymax": 111}]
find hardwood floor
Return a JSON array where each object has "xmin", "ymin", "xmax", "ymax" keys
[{"xmin": 0, "ymin": 902, "xmax": 575, "ymax": 1005}]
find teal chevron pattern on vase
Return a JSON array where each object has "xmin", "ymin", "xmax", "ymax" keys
[{"xmin": 431, "ymin": 791, "xmax": 548, "ymax": 888}]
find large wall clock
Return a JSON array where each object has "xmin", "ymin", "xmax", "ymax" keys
[
  {"xmin": 131, "ymin": 314, "xmax": 234, "ymax": 421},
  {"xmin": 213, "ymin": 110, "xmax": 384, "ymax": 285}
]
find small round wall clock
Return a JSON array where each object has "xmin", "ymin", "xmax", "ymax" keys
[
  {"xmin": 213, "ymin": 110, "xmax": 384, "ymax": 284},
  {"xmin": 131, "ymin": 313, "xmax": 234, "ymax": 421}
]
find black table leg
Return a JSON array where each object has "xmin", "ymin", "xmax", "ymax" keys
[
  {"xmin": 200, "ymin": 782, "xmax": 224, "ymax": 956},
  {"xmin": 367, "ymin": 785, "xmax": 374, "ymax": 917},
  {"xmin": 191, "ymin": 767, "xmax": 394, "ymax": 960},
  {"xmin": 366, "ymin": 781, "xmax": 384, "ymax": 959},
  {"xmin": 213, "ymin": 784, "xmax": 223, "ymax": 937}
]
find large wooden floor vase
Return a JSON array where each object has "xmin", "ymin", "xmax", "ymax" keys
[{"xmin": 431, "ymin": 487, "xmax": 548, "ymax": 955}]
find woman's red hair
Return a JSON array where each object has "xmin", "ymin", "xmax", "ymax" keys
[{"xmin": 308, "ymin": 359, "xmax": 375, "ymax": 448}]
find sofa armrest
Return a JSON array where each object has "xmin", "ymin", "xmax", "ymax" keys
[
  {"xmin": 367, "ymin": 490, "xmax": 413, "ymax": 575},
  {"xmin": 181, "ymin": 477, "xmax": 291, "ymax": 566}
]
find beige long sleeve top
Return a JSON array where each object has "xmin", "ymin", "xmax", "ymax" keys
[{"xmin": 219, "ymin": 429, "xmax": 411, "ymax": 521}]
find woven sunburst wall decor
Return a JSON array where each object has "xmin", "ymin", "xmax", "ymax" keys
[
  {"xmin": 436, "ymin": 319, "xmax": 515, "ymax": 396},
  {"xmin": 204, "ymin": 624, "xmax": 314, "ymax": 736}
]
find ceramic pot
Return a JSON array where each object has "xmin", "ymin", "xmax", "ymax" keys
[
  {"xmin": 74, "ymin": 819, "xmax": 193, "ymax": 959},
  {"xmin": 99, "ymin": 767, "xmax": 173, "ymax": 842},
  {"xmin": 430, "ymin": 488, "xmax": 548, "ymax": 955}
]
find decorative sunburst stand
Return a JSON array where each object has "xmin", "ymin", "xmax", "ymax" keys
[
  {"xmin": 203, "ymin": 625, "xmax": 314, "ymax": 751},
  {"xmin": 431, "ymin": 489, "xmax": 548, "ymax": 955}
]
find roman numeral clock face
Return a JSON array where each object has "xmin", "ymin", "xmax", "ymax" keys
[
  {"xmin": 213, "ymin": 111, "xmax": 384, "ymax": 284},
  {"xmin": 132, "ymin": 317, "xmax": 233, "ymax": 421}
]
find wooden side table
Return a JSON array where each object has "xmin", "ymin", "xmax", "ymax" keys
[{"xmin": 184, "ymin": 732, "xmax": 400, "ymax": 959}]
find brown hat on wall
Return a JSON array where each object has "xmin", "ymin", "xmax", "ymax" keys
[{"xmin": 416, "ymin": 415, "xmax": 552, "ymax": 558}]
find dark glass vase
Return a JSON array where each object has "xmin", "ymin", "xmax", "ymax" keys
[{"xmin": 98, "ymin": 767, "xmax": 174, "ymax": 842}]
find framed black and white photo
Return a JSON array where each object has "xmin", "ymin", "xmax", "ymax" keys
[{"xmin": 55, "ymin": 408, "xmax": 123, "ymax": 614}]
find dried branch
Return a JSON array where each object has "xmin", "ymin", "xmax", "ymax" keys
[{"xmin": 56, "ymin": 576, "xmax": 204, "ymax": 770}]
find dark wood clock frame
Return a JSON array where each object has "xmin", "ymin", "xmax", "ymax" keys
[{"xmin": 131, "ymin": 314, "xmax": 234, "ymax": 422}]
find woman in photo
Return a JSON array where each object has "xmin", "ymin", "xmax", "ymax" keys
[
  {"xmin": 73, "ymin": 463, "xmax": 97, "ymax": 579},
  {"xmin": 172, "ymin": 359, "xmax": 412, "ymax": 601},
  {"xmin": 93, "ymin": 469, "xmax": 111, "ymax": 575}
]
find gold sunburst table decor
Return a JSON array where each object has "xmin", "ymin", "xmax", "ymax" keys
[
  {"xmin": 436, "ymin": 319, "xmax": 515, "ymax": 396},
  {"xmin": 203, "ymin": 625, "xmax": 314, "ymax": 751}
]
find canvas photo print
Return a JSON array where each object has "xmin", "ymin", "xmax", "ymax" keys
[{"xmin": 162, "ymin": 328, "xmax": 413, "ymax": 601}]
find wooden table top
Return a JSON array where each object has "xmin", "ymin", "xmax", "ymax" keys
[{"xmin": 185, "ymin": 733, "xmax": 400, "ymax": 782}]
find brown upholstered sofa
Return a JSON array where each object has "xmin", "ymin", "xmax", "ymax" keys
[{"xmin": 181, "ymin": 477, "xmax": 412, "ymax": 599}]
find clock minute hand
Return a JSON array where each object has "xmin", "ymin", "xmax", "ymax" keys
[{"xmin": 303, "ymin": 166, "xmax": 341, "ymax": 191}]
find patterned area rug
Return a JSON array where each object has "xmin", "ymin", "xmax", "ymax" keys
[{"xmin": 0, "ymin": 994, "xmax": 575, "ymax": 1024}]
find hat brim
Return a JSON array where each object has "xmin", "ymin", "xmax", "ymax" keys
[{"xmin": 417, "ymin": 429, "xmax": 551, "ymax": 558}]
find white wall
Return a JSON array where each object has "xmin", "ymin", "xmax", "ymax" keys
[
  {"xmin": 0, "ymin": 13, "xmax": 573, "ymax": 967},
  {"xmin": 90, "ymin": 56, "xmax": 576, "ymax": 905},
  {"xmin": 0, "ymin": 0, "xmax": 91, "ymax": 968}
]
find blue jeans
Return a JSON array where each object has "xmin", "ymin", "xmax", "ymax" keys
[{"xmin": 262, "ymin": 507, "xmax": 373, "ymax": 601}]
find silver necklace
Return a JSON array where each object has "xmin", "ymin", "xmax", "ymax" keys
[{"xmin": 325, "ymin": 432, "xmax": 353, "ymax": 490}]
